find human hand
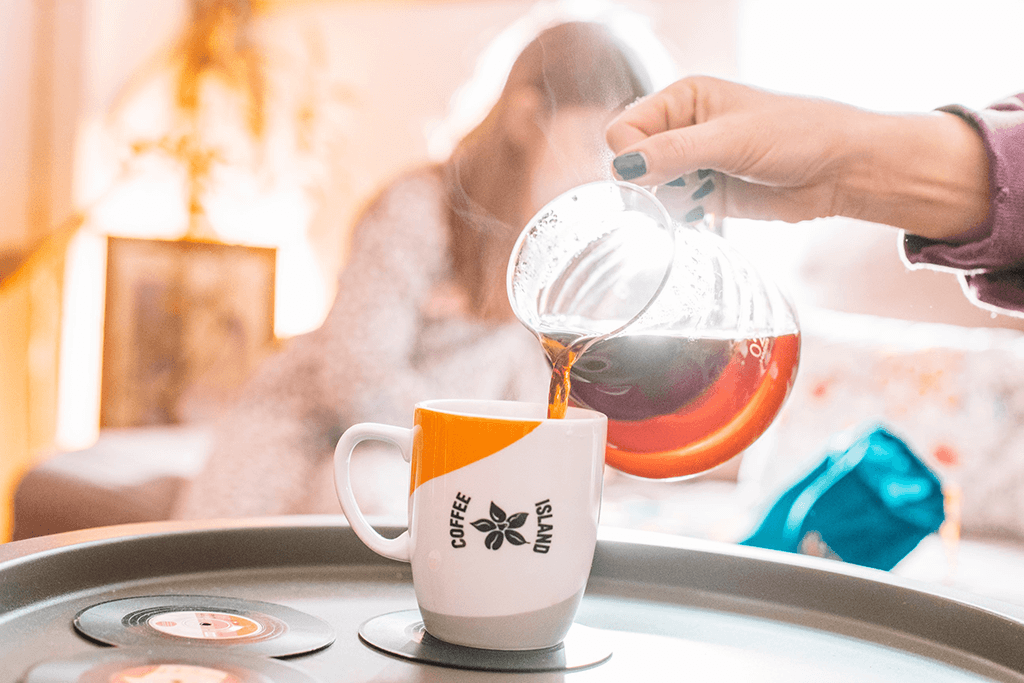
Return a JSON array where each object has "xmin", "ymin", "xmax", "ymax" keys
[
  {"xmin": 605, "ymin": 76, "xmax": 990, "ymax": 238},
  {"xmin": 605, "ymin": 76, "xmax": 869, "ymax": 223}
]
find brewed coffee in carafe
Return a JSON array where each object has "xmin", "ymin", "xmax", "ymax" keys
[{"xmin": 508, "ymin": 180, "xmax": 800, "ymax": 480}]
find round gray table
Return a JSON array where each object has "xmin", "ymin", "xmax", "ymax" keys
[{"xmin": 2, "ymin": 516, "xmax": 1024, "ymax": 682}]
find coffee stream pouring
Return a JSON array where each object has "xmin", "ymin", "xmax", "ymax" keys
[{"xmin": 506, "ymin": 180, "xmax": 801, "ymax": 479}]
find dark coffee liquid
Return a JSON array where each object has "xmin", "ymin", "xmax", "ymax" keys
[{"xmin": 544, "ymin": 330, "xmax": 800, "ymax": 479}]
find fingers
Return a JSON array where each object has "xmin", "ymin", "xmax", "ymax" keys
[
  {"xmin": 606, "ymin": 78, "xmax": 703, "ymax": 151},
  {"xmin": 654, "ymin": 168, "xmax": 725, "ymax": 226},
  {"xmin": 609, "ymin": 121, "xmax": 734, "ymax": 187},
  {"xmin": 605, "ymin": 77, "xmax": 738, "ymax": 186},
  {"xmin": 605, "ymin": 75, "xmax": 861, "ymax": 224}
]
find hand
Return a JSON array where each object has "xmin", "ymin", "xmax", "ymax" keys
[
  {"xmin": 605, "ymin": 76, "xmax": 990, "ymax": 238},
  {"xmin": 606, "ymin": 76, "xmax": 857, "ymax": 223}
]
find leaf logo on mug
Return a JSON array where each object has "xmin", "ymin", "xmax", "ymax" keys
[{"xmin": 471, "ymin": 502, "xmax": 528, "ymax": 550}]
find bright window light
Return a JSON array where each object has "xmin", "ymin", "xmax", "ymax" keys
[
  {"xmin": 738, "ymin": 0, "xmax": 1024, "ymax": 111},
  {"xmin": 730, "ymin": 0, "xmax": 1024, "ymax": 307}
]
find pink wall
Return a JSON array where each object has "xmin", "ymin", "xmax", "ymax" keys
[{"xmin": 0, "ymin": 0, "xmax": 739, "ymax": 280}]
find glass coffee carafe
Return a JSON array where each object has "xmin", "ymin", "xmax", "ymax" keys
[{"xmin": 507, "ymin": 180, "xmax": 800, "ymax": 480}]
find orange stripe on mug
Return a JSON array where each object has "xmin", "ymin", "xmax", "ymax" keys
[{"xmin": 411, "ymin": 409, "xmax": 542, "ymax": 493}]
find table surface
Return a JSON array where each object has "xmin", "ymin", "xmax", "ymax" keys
[{"xmin": 3, "ymin": 516, "xmax": 1024, "ymax": 683}]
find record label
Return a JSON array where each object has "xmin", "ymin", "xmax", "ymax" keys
[
  {"xmin": 21, "ymin": 647, "xmax": 322, "ymax": 683},
  {"xmin": 147, "ymin": 612, "xmax": 265, "ymax": 640},
  {"xmin": 72, "ymin": 595, "xmax": 335, "ymax": 658},
  {"xmin": 109, "ymin": 664, "xmax": 244, "ymax": 683}
]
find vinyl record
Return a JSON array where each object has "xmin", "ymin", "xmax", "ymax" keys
[
  {"xmin": 72, "ymin": 595, "xmax": 334, "ymax": 658},
  {"xmin": 359, "ymin": 610, "xmax": 613, "ymax": 673},
  {"xmin": 20, "ymin": 647, "xmax": 321, "ymax": 683}
]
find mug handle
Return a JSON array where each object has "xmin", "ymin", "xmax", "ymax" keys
[{"xmin": 334, "ymin": 422, "xmax": 414, "ymax": 562}]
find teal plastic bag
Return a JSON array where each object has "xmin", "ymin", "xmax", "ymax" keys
[{"xmin": 741, "ymin": 425, "xmax": 945, "ymax": 570}]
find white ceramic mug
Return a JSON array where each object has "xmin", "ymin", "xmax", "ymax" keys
[{"xmin": 334, "ymin": 399, "xmax": 607, "ymax": 650}]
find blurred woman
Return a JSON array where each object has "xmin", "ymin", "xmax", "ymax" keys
[{"xmin": 172, "ymin": 20, "xmax": 655, "ymax": 519}]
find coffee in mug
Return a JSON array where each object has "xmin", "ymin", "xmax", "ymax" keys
[{"xmin": 334, "ymin": 399, "xmax": 606, "ymax": 650}]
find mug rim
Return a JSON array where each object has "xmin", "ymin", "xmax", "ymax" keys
[{"xmin": 415, "ymin": 399, "xmax": 605, "ymax": 422}]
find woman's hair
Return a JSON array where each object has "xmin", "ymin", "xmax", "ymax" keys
[{"xmin": 445, "ymin": 21, "xmax": 653, "ymax": 321}]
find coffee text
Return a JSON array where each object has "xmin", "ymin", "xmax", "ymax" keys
[{"xmin": 450, "ymin": 492, "xmax": 471, "ymax": 548}]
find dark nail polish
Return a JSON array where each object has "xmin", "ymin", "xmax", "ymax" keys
[
  {"xmin": 697, "ymin": 169, "xmax": 713, "ymax": 179},
  {"xmin": 691, "ymin": 179, "xmax": 715, "ymax": 201},
  {"xmin": 685, "ymin": 206, "xmax": 705, "ymax": 223},
  {"xmin": 665, "ymin": 176, "xmax": 687, "ymax": 187},
  {"xmin": 613, "ymin": 152, "xmax": 647, "ymax": 181}
]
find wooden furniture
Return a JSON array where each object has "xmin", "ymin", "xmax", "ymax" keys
[
  {"xmin": 0, "ymin": 231, "xmax": 276, "ymax": 542},
  {"xmin": 0, "ymin": 229, "xmax": 72, "ymax": 541}
]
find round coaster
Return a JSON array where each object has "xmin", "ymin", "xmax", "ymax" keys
[
  {"xmin": 21, "ymin": 647, "xmax": 320, "ymax": 683},
  {"xmin": 73, "ymin": 595, "xmax": 335, "ymax": 658},
  {"xmin": 358, "ymin": 610, "xmax": 612, "ymax": 673}
]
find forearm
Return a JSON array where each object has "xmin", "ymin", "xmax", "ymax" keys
[{"xmin": 840, "ymin": 110, "xmax": 991, "ymax": 240}]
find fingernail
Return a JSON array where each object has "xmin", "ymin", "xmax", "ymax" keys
[
  {"xmin": 691, "ymin": 178, "xmax": 715, "ymax": 201},
  {"xmin": 685, "ymin": 206, "xmax": 705, "ymax": 222},
  {"xmin": 665, "ymin": 176, "xmax": 687, "ymax": 187},
  {"xmin": 613, "ymin": 152, "xmax": 647, "ymax": 181},
  {"xmin": 697, "ymin": 169, "xmax": 714, "ymax": 179}
]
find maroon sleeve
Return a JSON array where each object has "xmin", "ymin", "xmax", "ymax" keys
[{"xmin": 901, "ymin": 93, "xmax": 1024, "ymax": 312}]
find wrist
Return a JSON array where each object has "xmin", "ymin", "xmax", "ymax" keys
[{"xmin": 839, "ymin": 110, "xmax": 991, "ymax": 239}]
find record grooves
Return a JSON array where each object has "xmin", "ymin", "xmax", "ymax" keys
[
  {"xmin": 358, "ymin": 610, "xmax": 613, "ymax": 673},
  {"xmin": 72, "ymin": 595, "xmax": 335, "ymax": 658}
]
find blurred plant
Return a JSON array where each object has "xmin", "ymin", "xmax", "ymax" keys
[
  {"xmin": 177, "ymin": 0, "xmax": 266, "ymax": 139},
  {"xmin": 100, "ymin": 0, "xmax": 350, "ymax": 242},
  {"xmin": 159, "ymin": 0, "xmax": 265, "ymax": 239}
]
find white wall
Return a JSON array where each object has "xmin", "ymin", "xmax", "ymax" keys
[
  {"xmin": 65, "ymin": 0, "xmax": 740, "ymax": 334},
  {"xmin": 739, "ymin": 0, "xmax": 1024, "ymax": 112},
  {"xmin": 0, "ymin": 0, "xmax": 35, "ymax": 253},
  {"xmin": 8, "ymin": 0, "xmax": 733, "ymax": 259},
  {"xmin": 0, "ymin": 0, "xmax": 92, "ymax": 256}
]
